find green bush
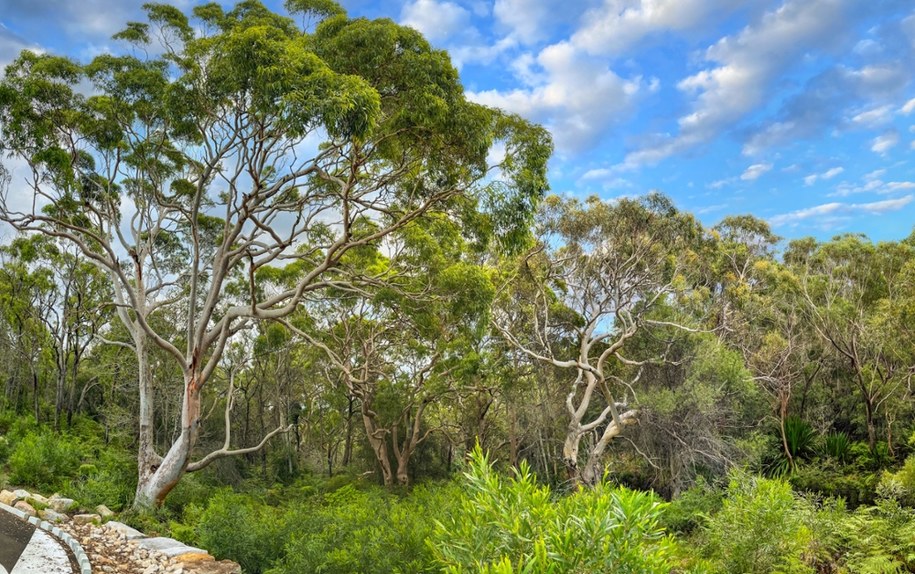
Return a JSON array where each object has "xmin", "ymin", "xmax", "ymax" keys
[
  {"xmin": 268, "ymin": 483, "xmax": 448, "ymax": 574},
  {"xmin": 790, "ymin": 464, "xmax": 877, "ymax": 507},
  {"xmin": 826, "ymin": 498, "xmax": 915, "ymax": 573},
  {"xmin": 164, "ymin": 471, "xmax": 213, "ymax": 516},
  {"xmin": 877, "ymin": 454, "xmax": 915, "ymax": 507},
  {"xmin": 64, "ymin": 448, "xmax": 137, "ymax": 511},
  {"xmin": 430, "ymin": 448, "xmax": 676, "ymax": 574},
  {"xmin": 662, "ymin": 477, "xmax": 723, "ymax": 534},
  {"xmin": 702, "ymin": 471, "xmax": 815, "ymax": 574},
  {"xmin": 8, "ymin": 431, "xmax": 83, "ymax": 491},
  {"xmin": 197, "ymin": 490, "xmax": 288, "ymax": 574},
  {"xmin": 824, "ymin": 431, "xmax": 852, "ymax": 463}
]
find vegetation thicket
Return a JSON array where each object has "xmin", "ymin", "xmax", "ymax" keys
[{"xmin": 1, "ymin": 1, "xmax": 915, "ymax": 573}]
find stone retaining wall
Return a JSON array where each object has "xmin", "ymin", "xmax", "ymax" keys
[{"xmin": 0, "ymin": 488, "xmax": 240, "ymax": 574}]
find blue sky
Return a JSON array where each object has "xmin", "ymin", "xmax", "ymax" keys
[{"xmin": 1, "ymin": 0, "xmax": 914, "ymax": 241}]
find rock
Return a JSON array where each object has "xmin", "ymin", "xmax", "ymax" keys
[
  {"xmin": 0, "ymin": 489, "xmax": 17, "ymax": 506},
  {"xmin": 14, "ymin": 500, "xmax": 37, "ymax": 516},
  {"xmin": 28, "ymin": 492, "xmax": 49, "ymax": 505},
  {"xmin": 105, "ymin": 521, "xmax": 146, "ymax": 540},
  {"xmin": 135, "ymin": 537, "xmax": 210, "ymax": 559},
  {"xmin": 95, "ymin": 504, "xmax": 115, "ymax": 518},
  {"xmin": 48, "ymin": 496, "xmax": 77, "ymax": 512},
  {"xmin": 173, "ymin": 552, "xmax": 215, "ymax": 564},
  {"xmin": 12, "ymin": 489, "xmax": 30, "ymax": 500},
  {"xmin": 39, "ymin": 508, "xmax": 66, "ymax": 523},
  {"xmin": 73, "ymin": 513, "xmax": 101, "ymax": 524},
  {"xmin": 184, "ymin": 560, "xmax": 242, "ymax": 574}
]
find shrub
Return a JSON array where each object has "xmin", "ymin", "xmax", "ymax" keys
[
  {"xmin": 662, "ymin": 477, "xmax": 724, "ymax": 534},
  {"xmin": 8, "ymin": 431, "xmax": 83, "ymax": 491},
  {"xmin": 824, "ymin": 431, "xmax": 852, "ymax": 463},
  {"xmin": 828, "ymin": 498, "xmax": 915, "ymax": 573},
  {"xmin": 767, "ymin": 417, "xmax": 817, "ymax": 476},
  {"xmin": 268, "ymin": 482, "xmax": 448, "ymax": 574},
  {"xmin": 430, "ymin": 448, "xmax": 676, "ymax": 574},
  {"xmin": 877, "ymin": 454, "xmax": 915, "ymax": 507},
  {"xmin": 197, "ymin": 490, "xmax": 287, "ymax": 574},
  {"xmin": 64, "ymin": 448, "xmax": 137, "ymax": 511},
  {"xmin": 789, "ymin": 464, "xmax": 877, "ymax": 507},
  {"xmin": 702, "ymin": 471, "xmax": 815, "ymax": 574}
]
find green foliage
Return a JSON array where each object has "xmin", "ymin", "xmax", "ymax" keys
[
  {"xmin": 64, "ymin": 448, "xmax": 137, "ymax": 511},
  {"xmin": 878, "ymin": 454, "xmax": 915, "ymax": 507},
  {"xmin": 702, "ymin": 472, "xmax": 815, "ymax": 574},
  {"xmin": 824, "ymin": 431, "xmax": 852, "ymax": 463},
  {"xmin": 269, "ymin": 483, "xmax": 449, "ymax": 574},
  {"xmin": 826, "ymin": 498, "xmax": 915, "ymax": 573},
  {"xmin": 661, "ymin": 477, "xmax": 724, "ymax": 534},
  {"xmin": 197, "ymin": 490, "xmax": 288, "ymax": 574},
  {"xmin": 766, "ymin": 417, "xmax": 817, "ymax": 477},
  {"xmin": 431, "ymin": 448, "xmax": 677, "ymax": 574},
  {"xmin": 789, "ymin": 464, "xmax": 878, "ymax": 507},
  {"xmin": 785, "ymin": 416, "xmax": 817, "ymax": 461},
  {"xmin": 8, "ymin": 430, "xmax": 84, "ymax": 491}
]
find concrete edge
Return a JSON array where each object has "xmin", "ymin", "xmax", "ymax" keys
[{"xmin": 0, "ymin": 501, "xmax": 91, "ymax": 574}]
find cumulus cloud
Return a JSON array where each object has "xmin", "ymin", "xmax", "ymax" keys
[
  {"xmin": 401, "ymin": 0, "xmax": 471, "ymax": 44},
  {"xmin": 742, "ymin": 6, "xmax": 915, "ymax": 157},
  {"xmin": 804, "ymin": 166, "xmax": 844, "ymax": 186},
  {"xmin": 623, "ymin": 0, "xmax": 851, "ymax": 168},
  {"xmin": 492, "ymin": 0, "xmax": 578, "ymax": 44},
  {"xmin": 571, "ymin": 0, "xmax": 744, "ymax": 56},
  {"xmin": 468, "ymin": 41, "xmax": 650, "ymax": 153},
  {"xmin": 770, "ymin": 194, "xmax": 914, "ymax": 226},
  {"xmin": 871, "ymin": 130, "xmax": 900, "ymax": 153},
  {"xmin": 0, "ymin": 0, "xmax": 141, "ymax": 40},
  {"xmin": 740, "ymin": 163, "xmax": 772, "ymax": 181},
  {"xmin": 831, "ymin": 175, "xmax": 915, "ymax": 197},
  {"xmin": 850, "ymin": 104, "xmax": 894, "ymax": 127}
]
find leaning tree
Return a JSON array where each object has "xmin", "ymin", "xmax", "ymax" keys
[{"xmin": 0, "ymin": 0, "xmax": 550, "ymax": 507}]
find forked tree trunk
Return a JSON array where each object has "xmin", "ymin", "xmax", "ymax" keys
[
  {"xmin": 362, "ymin": 407, "xmax": 395, "ymax": 487},
  {"xmin": 134, "ymin": 371, "xmax": 202, "ymax": 508},
  {"xmin": 564, "ymin": 408, "xmax": 639, "ymax": 486}
]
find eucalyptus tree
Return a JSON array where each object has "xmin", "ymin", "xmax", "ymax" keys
[
  {"xmin": 288, "ymin": 215, "xmax": 496, "ymax": 486},
  {"xmin": 0, "ymin": 1, "xmax": 549, "ymax": 506},
  {"xmin": 710, "ymin": 217, "xmax": 824, "ymax": 468},
  {"xmin": 788, "ymin": 235, "xmax": 915, "ymax": 452},
  {"xmin": 1, "ymin": 237, "xmax": 112, "ymax": 429},
  {"xmin": 0, "ymin": 238, "xmax": 56, "ymax": 420},
  {"xmin": 494, "ymin": 193, "xmax": 708, "ymax": 485}
]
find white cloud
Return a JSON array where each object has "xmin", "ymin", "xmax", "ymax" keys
[
  {"xmin": 865, "ymin": 168, "xmax": 886, "ymax": 180},
  {"xmin": 571, "ymin": 0, "xmax": 743, "ymax": 57},
  {"xmin": 401, "ymin": 0, "xmax": 471, "ymax": 44},
  {"xmin": 492, "ymin": 0, "xmax": 574, "ymax": 44},
  {"xmin": 708, "ymin": 177, "xmax": 735, "ymax": 189},
  {"xmin": 900, "ymin": 97, "xmax": 915, "ymax": 115},
  {"xmin": 871, "ymin": 130, "xmax": 900, "ymax": 154},
  {"xmin": 830, "ymin": 175, "xmax": 915, "ymax": 197},
  {"xmin": 468, "ymin": 41, "xmax": 647, "ymax": 153},
  {"xmin": 623, "ymin": 0, "xmax": 851, "ymax": 167},
  {"xmin": 887, "ymin": 181, "xmax": 915, "ymax": 192},
  {"xmin": 740, "ymin": 163, "xmax": 772, "ymax": 181},
  {"xmin": 804, "ymin": 166, "xmax": 844, "ymax": 186},
  {"xmin": 695, "ymin": 203, "xmax": 729, "ymax": 214},
  {"xmin": 581, "ymin": 168, "xmax": 613, "ymax": 180},
  {"xmin": 770, "ymin": 194, "xmax": 914, "ymax": 226},
  {"xmin": 850, "ymin": 104, "xmax": 894, "ymax": 127}
]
